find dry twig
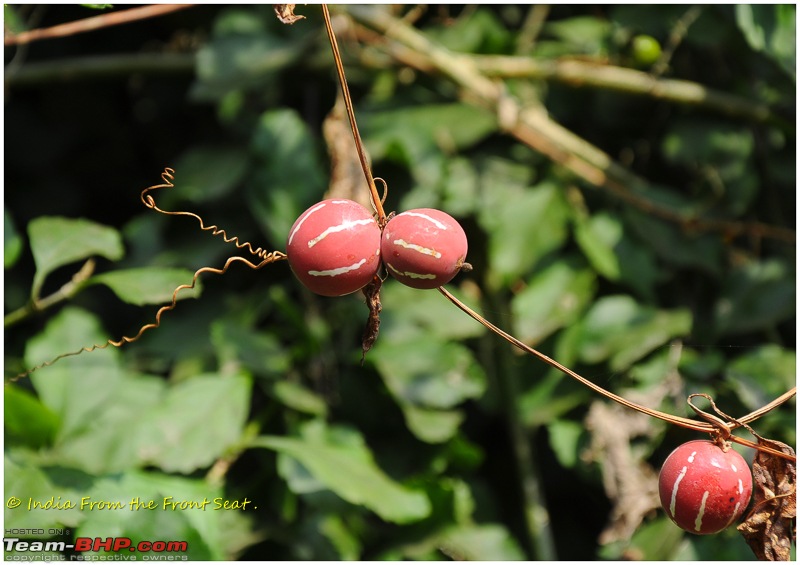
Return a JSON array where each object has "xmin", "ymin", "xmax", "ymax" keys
[{"xmin": 4, "ymin": 4, "xmax": 192, "ymax": 46}]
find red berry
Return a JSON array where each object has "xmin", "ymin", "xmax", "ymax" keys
[
  {"xmin": 287, "ymin": 199, "xmax": 381, "ymax": 296},
  {"xmin": 658, "ymin": 440, "xmax": 752, "ymax": 535},
  {"xmin": 381, "ymin": 208, "xmax": 468, "ymax": 289}
]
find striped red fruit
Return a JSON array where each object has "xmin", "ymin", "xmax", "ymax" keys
[
  {"xmin": 287, "ymin": 199, "xmax": 381, "ymax": 296},
  {"xmin": 381, "ymin": 208, "xmax": 468, "ymax": 289},
  {"xmin": 658, "ymin": 440, "xmax": 752, "ymax": 535}
]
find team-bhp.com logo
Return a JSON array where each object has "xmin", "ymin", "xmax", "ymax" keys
[{"xmin": 4, "ymin": 536, "xmax": 188, "ymax": 561}]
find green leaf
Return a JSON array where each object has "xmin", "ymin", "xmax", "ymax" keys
[
  {"xmin": 4, "ymin": 452, "xmax": 85, "ymax": 532},
  {"xmin": 271, "ymin": 381, "xmax": 328, "ymax": 417},
  {"xmin": 26, "ymin": 307, "xmax": 125, "ymax": 441},
  {"xmin": 661, "ymin": 118, "xmax": 758, "ymax": 215},
  {"xmin": 138, "ymin": 373, "xmax": 252, "ymax": 473},
  {"xmin": 319, "ymin": 514, "xmax": 362, "ymax": 560},
  {"xmin": 211, "ymin": 319, "xmax": 291, "ymax": 378},
  {"xmin": 362, "ymin": 103, "xmax": 496, "ymax": 165},
  {"xmin": 736, "ymin": 5, "xmax": 796, "ymax": 78},
  {"xmin": 90, "ymin": 267, "xmax": 201, "ymax": 306},
  {"xmin": 28, "ymin": 216, "xmax": 124, "ymax": 299},
  {"xmin": 252, "ymin": 421, "xmax": 431, "ymax": 523},
  {"xmin": 379, "ymin": 281, "xmax": 486, "ymax": 341},
  {"xmin": 75, "ymin": 470, "xmax": 234, "ymax": 560},
  {"xmin": 725, "ymin": 345, "xmax": 796, "ymax": 412},
  {"xmin": 441, "ymin": 524, "xmax": 525, "ymax": 560},
  {"xmin": 4, "ymin": 5, "xmax": 28, "ymax": 35},
  {"xmin": 423, "ymin": 524, "xmax": 525, "ymax": 561},
  {"xmin": 544, "ymin": 16, "xmax": 613, "ymax": 55},
  {"xmin": 52, "ymin": 375, "xmax": 166, "ymax": 474},
  {"xmin": 574, "ymin": 214, "xmax": 621, "ymax": 280},
  {"xmin": 714, "ymin": 258, "xmax": 796, "ymax": 336},
  {"xmin": 371, "ymin": 329, "xmax": 484, "ymax": 443},
  {"xmin": 479, "ymin": 180, "xmax": 570, "ymax": 288},
  {"xmin": 169, "ymin": 146, "xmax": 249, "ymax": 203},
  {"xmin": 574, "ymin": 213, "xmax": 660, "ymax": 299},
  {"xmin": 425, "ymin": 8, "xmax": 513, "ymax": 54},
  {"xmin": 194, "ymin": 33, "xmax": 300, "ymax": 100},
  {"xmin": 4, "ymin": 206, "xmax": 23, "ymax": 269},
  {"xmin": 512, "ymin": 258, "xmax": 596, "ymax": 344},
  {"xmin": 247, "ymin": 108, "xmax": 326, "ymax": 246},
  {"xmin": 599, "ymin": 516, "xmax": 685, "ymax": 560},
  {"xmin": 518, "ymin": 371, "xmax": 590, "ymax": 428},
  {"xmin": 625, "ymin": 210, "xmax": 724, "ymax": 274},
  {"xmin": 402, "ymin": 405, "xmax": 465, "ymax": 444},
  {"xmin": 576, "ymin": 295, "xmax": 692, "ymax": 371},
  {"xmin": 4, "ymin": 385, "xmax": 60, "ymax": 449},
  {"xmin": 372, "ymin": 333, "xmax": 486, "ymax": 410},
  {"xmin": 547, "ymin": 419, "xmax": 585, "ymax": 469}
]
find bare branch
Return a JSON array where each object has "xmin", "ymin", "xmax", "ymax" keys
[{"xmin": 4, "ymin": 4, "xmax": 193, "ymax": 46}]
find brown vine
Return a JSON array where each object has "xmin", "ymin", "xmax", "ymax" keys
[
  {"xmin": 140, "ymin": 168, "xmax": 284, "ymax": 262},
  {"xmin": 9, "ymin": 168, "xmax": 287, "ymax": 382},
  {"xmin": 313, "ymin": 4, "xmax": 795, "ymax": 463},
  {"xmin": 438, "ymin": 287, "xmax": 796, "ymax": 463}
]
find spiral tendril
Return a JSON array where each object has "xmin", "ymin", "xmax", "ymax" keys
[
  {"xmin": 9, "ymin": 253, "xmax": 285, "ymax": 382},
  {"xmin": 9, "ymin": 167, "xmax": 288, "ymax": 383},
  {"xmin": 141, "ymin": 167, "xmax": 281, "ymax": 261}
]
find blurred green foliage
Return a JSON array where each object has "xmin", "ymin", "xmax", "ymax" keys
[{"xmin": 4, "ymin": 4, "xmax": 795, "ymax": 561}]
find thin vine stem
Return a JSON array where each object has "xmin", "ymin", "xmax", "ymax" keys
[
  {"xmin": 437, "ymin": 287, "xmax": 796, "ymax": 462},
  {"xmin": 9, "ymin": 253, "xmax": 284, "ymax": 383},
  {"xmin": 4, "ymin": 4, "xmax": 192, "ymax": 46},
  {"xmin": 321, "ymin": 5, "xmax": 386, "ymax": 223}
]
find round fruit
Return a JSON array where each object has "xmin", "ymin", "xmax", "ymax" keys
[
  {"xmin": 381, "ymin": 208, "xmax": 468, "ymax": 289},
  {"xmin": 658, "ymin": 439, "xmax": 752, "ymax": 535},
  {"xmin": 286, "ymin": 199, "xmax": 381, "ymax": 296},
  {"xmin": 632, "ymin": 34, "xmax": 662, "ymax": 66}
]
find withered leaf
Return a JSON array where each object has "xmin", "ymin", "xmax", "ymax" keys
[
  {"xmin": 737, "ymin": 437, "xmax": 796, "ymax": 561},
  {"xmin": 360, "ymin": 276, "xmax": 382, "ymax": 365},
  {"xmin": 273, "ymin": 4, "xmax": 305, "ymax": 25}
]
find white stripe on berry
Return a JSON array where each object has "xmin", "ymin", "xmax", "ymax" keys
[
  {"xmin": 403, "ymin": 211, "xmax": 448, "ymax": 230},
  {"xmin": 392, "ymin": 239, "xmax": 442, "ymax": 258},
  {"xmin": 386, "ymin": 263, "xmax": 437, "ymax": 280},
  {"xmin": 669, "ymin": 465, "xmax": 688, "ymax": 517},
  {"xmin": 724, "ymin": 502, "xmax": 741, "ymax": 529},
  {"xmin": 308, "ymin": 218, "xmax": 377, "ymax": 248},
  {"xmin": 694, "ymin": 491, "xmax": 710, "ymax": 532},
  {"xmin": 309, "ymin": 259, "xmax": 367, "ymax": 277},
  {"xmin": 288, "ymin": 202, "xmax": 327, "ymax": 245},
  {"xmin": 687, "ymin": 451, "xmax": 697, "ymax": 463}
]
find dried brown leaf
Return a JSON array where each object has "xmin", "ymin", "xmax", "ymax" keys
[
  {"xmin": 737, "ymin": 438, "xmax": 796, "ymax": 561},
  {"xmin": 582, "ymin": 351, "xmax": 684, "ymax": 546},
  {"xmin": 584, "ymin": 399, "xmax": 662, "ymax": 545},
  {"xmin": 360, "ymin": 276, "xmax": 382, "ymax": 364},
  {"xmin": 274, "ymin": 4, "xmax": 305, "ymax": 25}
]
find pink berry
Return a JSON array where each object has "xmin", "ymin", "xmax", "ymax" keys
[
  {"xmin": 658, "ymin": 439, "xmax": 752, "ymax": 535},
  {"xmin": 381, "ymin": 208, "xmax": 468, "ymax": 289},
  {"xmin": 286, "ymin": 199, "xmax": 381, "ymax": 296}
]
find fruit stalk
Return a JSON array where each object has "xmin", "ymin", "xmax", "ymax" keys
[{"xmin": 321, "ymin": 5, "xmax": 386, "ymax": 223}]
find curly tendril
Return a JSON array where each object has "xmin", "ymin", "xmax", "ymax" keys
[
  {"xmin": 140, "ymin": 167, "xmax": 283, "ymax": 262},
  {"xmin": 9, "ymin": 168, "xmax": 288, "ymax": 382},
  {"xmin": 10, "ymin": 253, "xmax": 285, "ymax": 382}
]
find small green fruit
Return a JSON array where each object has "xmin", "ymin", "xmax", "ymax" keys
[{"xmin": 632, "ymin": 34, "xmax": 662, "ymax": 66}]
